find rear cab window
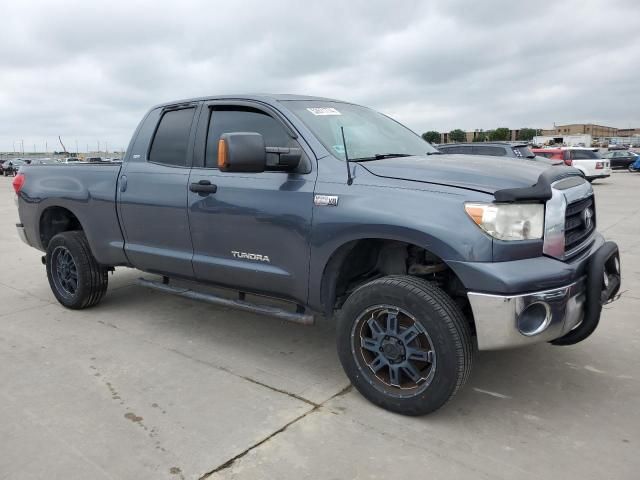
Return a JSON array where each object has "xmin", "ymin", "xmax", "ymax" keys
[
  {"xmin": 439, "ymin": 146, "xmax": 469, "ymax": 154},
  {"xmin": 570, "ymin": 150, "xmax": 600, "ymax": 160},
  {"xmin": 472, "ymin": 146, "xmax": 507, "ymax": 156}
]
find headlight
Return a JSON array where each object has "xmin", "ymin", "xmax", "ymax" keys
[{"xmin": 464, "ymin": 202, "xmax": 544, "ymax": 241}]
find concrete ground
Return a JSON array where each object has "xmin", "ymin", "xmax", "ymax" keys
[{"xmin": 0, "ymin": 172, "xmax": 638, "ymax": 480}]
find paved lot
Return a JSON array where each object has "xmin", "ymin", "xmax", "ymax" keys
[{"xmin": 1, "ymin": 172, "xmax": 638, "ymax": 480}]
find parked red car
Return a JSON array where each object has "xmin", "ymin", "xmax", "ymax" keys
[{"xmin": 531, "ymin": 148, "xmax": 566, "ymax": 164}]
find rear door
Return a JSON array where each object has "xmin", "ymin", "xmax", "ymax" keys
[
  {"xmin": 186, "ymin": 101, "xmax": 316, "ymax": 303},
  {"xmin": 117, "ymin": 104, "xmax": 199, "ymax": 277}
]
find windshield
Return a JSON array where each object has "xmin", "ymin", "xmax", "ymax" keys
[{"xmin": 283, "ymin": 101, "xmax": 438, "ymax": 160}]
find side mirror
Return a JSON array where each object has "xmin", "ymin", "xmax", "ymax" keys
[
  {"xmin": 218, "ymin": 132, "xmax": 303, "ymax": 173},
  {"xmin": 218, "ymin": 132, "xmax": 266, "ymax": 173}
]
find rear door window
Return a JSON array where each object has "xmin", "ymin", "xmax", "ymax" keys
[{"xmin": 149, "ymin": 107, "xmax": 196, "ymax": 167}]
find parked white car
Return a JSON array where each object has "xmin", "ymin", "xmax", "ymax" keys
[{"xmin": 562, "ymin": 147, "xmax": 611, "ymax": 182}]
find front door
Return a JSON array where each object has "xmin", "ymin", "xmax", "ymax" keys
[{"xmin": 187, "ymin": 103, "xmax": 316, "ymax": 303}]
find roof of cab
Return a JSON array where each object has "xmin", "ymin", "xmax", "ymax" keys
[{"xmin": 150, "ymin": 94, "xmax": 349, "ymax": 110}]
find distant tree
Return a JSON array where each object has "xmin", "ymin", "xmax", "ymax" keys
[
  {"xmin": 448, "ymin": 129, "xmax": 467, "ymax": 143},
  {"xmin": 489, "ymin": 128, "xmax": 511, "ymax": 141},
  {"xmin": 517, "ymin": 128, "xmax": 539, "ymax": 141},
  {"xmin": 421, "ymin": 131, "xmax": 441, "ymax": 144}
]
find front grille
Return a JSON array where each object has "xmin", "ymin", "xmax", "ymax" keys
[{"xmin": 564, "ymin": 195, "xmax": 595, "ymax": 254}]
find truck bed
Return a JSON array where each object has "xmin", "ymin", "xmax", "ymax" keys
[{"xmin": 17, "ymin": 163, "xmax": 129, "ymax": 266}]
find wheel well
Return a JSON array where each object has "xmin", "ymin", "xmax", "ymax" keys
[
  {"xmin": 320, "ymin": 239, "xmax": 470, "ymax": 318},
  {"xmin": 39, "ymin": 207, "xmax": 83, "ymax": 250}
]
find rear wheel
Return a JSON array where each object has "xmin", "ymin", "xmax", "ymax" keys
[
  {"xmin": 337, "ymin": 275, "xmax": 473, "ymax": 416},
  {"xmin": 46, "ymin": 231, "xmax": 108, "ymax": 309}
]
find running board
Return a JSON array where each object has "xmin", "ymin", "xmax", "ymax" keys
[{"xmin": 136, "ymin": 278, "xmax": 315, "ymax": 326}]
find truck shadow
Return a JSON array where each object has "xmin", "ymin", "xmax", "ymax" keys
[{"xmin": 95, "ymin": 269, "xmax": 620, "ymax": 417}]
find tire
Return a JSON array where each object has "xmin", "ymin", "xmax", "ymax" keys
[
  {"xmin": 46, "ymin": 231, "xmax": 108, "ymax": 309},
  {"xmin": 336, "ymin": 275, "xmax": 473, "ymax": 416}
]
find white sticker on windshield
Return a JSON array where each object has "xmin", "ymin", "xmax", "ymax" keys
[{"xmin": 306, "ymin": 107, "xmax": 341, "ymax": 116}]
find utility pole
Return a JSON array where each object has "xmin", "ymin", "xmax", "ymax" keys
[
  {"xmin": 75, "ymin": 140, "xmax": 79, "ymax": 155},
  {"xmin": 97, "ymin": 141, "xmax": 100, "ymax": 153}
]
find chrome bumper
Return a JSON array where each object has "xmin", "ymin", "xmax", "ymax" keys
[
  {"xmin": 16, "ymin": 223, "xmax": 29, "ymax": 245},
  {"xmin": 467, "ymin": 279, "xmax": 586, "ymax": 350}
]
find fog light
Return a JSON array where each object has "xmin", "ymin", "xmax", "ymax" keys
[
  {"xmin": 614, "ymin": 257, "xmax": 620, "ymax": 274},
  {"xmin": 603, "ymin": 272, "xmax": 609, "ymax": 288},
  {"xmin": 517, "ymin": 302, "xmax": 551, "ymax": 336}
]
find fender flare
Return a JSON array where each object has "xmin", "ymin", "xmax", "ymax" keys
[{"xmin": 311, "ymin": 229, "xmax": 466, "ymax": 315}]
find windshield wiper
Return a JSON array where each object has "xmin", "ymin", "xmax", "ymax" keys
[{"xmin": 351, "ymin": 153, "xmax": 413, "ymax": 162}]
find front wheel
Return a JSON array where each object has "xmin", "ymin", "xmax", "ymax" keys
[
  {"xmin": 337, "ymin": 275, "xmax": 473, "ymax": 416},
  {"xmin": 46, "ymin": 231, "xmax": 109, "ymax": 309},
  {"xmin": 629, "ymin": 164, "xmax": 639, "ymax": 172}
]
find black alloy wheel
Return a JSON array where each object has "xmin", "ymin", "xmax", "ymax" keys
[{"xmin": 353, "ymin": 305, "xmax": 436, "ymax": 394}]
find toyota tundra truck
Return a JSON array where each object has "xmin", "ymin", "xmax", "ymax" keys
[{"xmin": 13, "ymin": 95, "xmax": 621, "ymax": 415}]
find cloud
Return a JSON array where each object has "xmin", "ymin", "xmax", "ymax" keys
[{"xmin": 1, "ymin": 0, "xmax": 639, "ymax": 152}]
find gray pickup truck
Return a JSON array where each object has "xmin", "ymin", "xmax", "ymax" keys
[{"xmin": 13, "ymin": 95, "xmax": 621, "ymax": 415}]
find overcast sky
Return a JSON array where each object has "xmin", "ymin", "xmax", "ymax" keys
[{"xmin": 1, "ymin": 0, "xmax": 639, "ymax": 153}]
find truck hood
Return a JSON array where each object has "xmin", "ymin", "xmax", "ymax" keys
[{"xmin": 359, "ymin": 154, "xmax": 555, "ymax": 194}]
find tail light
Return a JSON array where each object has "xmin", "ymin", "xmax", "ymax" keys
[
  {"xmin": 12, "ymin": 173, "xmax": 25, "ymax": 194},
  {"xmin": 595, "ymin": 162, "xmax": 603, "ymax": 169}
]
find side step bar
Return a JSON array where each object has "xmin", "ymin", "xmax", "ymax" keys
[{"xmin": 136, "ymin": 278, "xmax": 315, "ymax": 326}]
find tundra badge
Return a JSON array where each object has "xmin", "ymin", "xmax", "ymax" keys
[{"xmin": 231, "ymin": 251, "xmax": 271, "ymax": 263}]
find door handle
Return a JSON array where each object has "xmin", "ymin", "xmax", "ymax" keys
[
  {"xmin": 190, "ymin": 180, "xmax": 218, "ymax": 194},
  {"xmin": 119, "ymin": 175, "xmax": 128, "ymax": 192}
]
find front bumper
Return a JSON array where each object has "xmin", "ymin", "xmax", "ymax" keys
[{"xmin": 467, "ymin": 241, "xmax": 621, "ymax": 350}]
